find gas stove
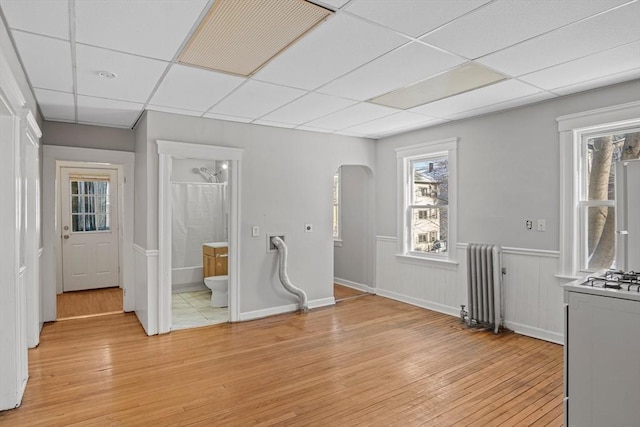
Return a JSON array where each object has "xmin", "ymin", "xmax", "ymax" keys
[
  {"xmin": 579, "ymin": 270, "xmax": 640, "ymax": 292},
  {"xmin": 564, "ymin": 270, "xmax": 640, "ymax": 302}
]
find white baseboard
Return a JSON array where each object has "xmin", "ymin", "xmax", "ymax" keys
[
  {"xmin": 375, "ymin": 288, "xmax": 460, "ymax": 317},
  {"xmin": 334, "ymin": 277, "xmax": 374, "ymax": 294},
  {"xmin": 172, "ymin": 282, "xmax": 207, "ymax": 293},
  {"xmin": 239, "ymin": 297, "xmax": 335, "ymax": 322},
  {"xmin": 504, "ymin": 321, "xmax": 564, "ymax": 345}
]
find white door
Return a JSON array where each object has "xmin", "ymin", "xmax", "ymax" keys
[{"xmin": 61, "ymin": 167, "xmax": 119, "ymax": 291}]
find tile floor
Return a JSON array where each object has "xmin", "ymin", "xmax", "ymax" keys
[{"xmin": 172, "ymin": 290, "xmax": 228, "ymax": 330}]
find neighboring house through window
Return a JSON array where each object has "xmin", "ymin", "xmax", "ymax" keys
[{"xmin": 396, "ymin": 137, "xmax": 457, "ymax": 263}]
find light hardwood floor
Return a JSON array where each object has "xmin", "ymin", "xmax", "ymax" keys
[
  {"xmin": 56, "ymin": 287, "xmax": 123, "ymax": 320},
  {"xmin": 0, "ymin": 295, "xmax": 563, "ymax": 426},
  {"xmin": 333, "ymin": 283, "xmax": 368, "ymax": 301}
]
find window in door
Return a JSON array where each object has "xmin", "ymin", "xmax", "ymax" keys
[{"xmin": 70, "ymin": 178, "xmax": 111, "ymax": 232}]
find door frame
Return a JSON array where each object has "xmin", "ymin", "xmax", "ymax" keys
[
  {"xmin": 60, "ymin": 166, "xmax": 120, "ymax": 292},
  {"xmin": 157, "ymin": 140, "xmax": 243, "ymax": 333},
  {"xmin": 42, "ymin": 146, "xmax": 135, "ymax": 322}
]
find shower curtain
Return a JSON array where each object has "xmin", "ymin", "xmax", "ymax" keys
[{"xmin": 171, "ymin": 183, "xmax": 227, "ymax": 269}]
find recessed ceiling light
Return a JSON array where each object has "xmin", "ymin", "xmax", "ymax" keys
[
  {"xmin": 369, "ymin": 62, "xmax": 508, "ymax": 110},
  {"xmin": 97, "ymin": 71, "xmax": 117, "ymax": 79},
  {"xmin": 178, "ymin": 0, "xmax": 332, "ymax": 76}
]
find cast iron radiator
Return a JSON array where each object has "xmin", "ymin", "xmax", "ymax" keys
[{"xmin": 465, "ymin": 243, "xmax": 503, "ymax": 334}]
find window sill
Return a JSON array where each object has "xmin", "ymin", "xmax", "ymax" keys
[
  {"xmin": 395, "ymin": 253, "xmax": 458, "ymax": 269},
  {"xmin": 333, "ymin": 239, "xmax": 343, "ymax": 247}
]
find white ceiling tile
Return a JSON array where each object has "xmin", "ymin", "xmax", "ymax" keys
[
  {"xmin": 343, "ymin": 112, "xmax": 442, "ymax": 137},
  {"xmin": 12, "ymin": 31, "xmax": 72, "ymax": 92},
  {"xmin": 150, "ymin": 64, "xmax": 245, "ymax": 112},
  {"xmin": 552, "ymin": 68, "xmax": 640, "ymax": 96},
  {"xmin": 305, "ymin": 102, "xmax": 398, "ymax": 130},
  {"xmin": 202, "ymin": 112, "xmax": 254, "ymax": 124},
  {"xmin": 260, "ymin": 92, "xmax": 357, "ymax": 125},
  {"xmin": 77, "ymin": 95, "xmax": 143, "ymax": 128},
  {"xmin": 318, "ymin": 42, "xmax": 465, "ymax": 101},
  {"xmin": 316, "ymin": 0, "xmax": 350, "ymax": 9},
  {"xmin": 76, "ymin": 44, "xmax": 168, "ymax": 103},
  {"xmin": 253, "ymin": 13, "xmax": 408, "ymax": 90},
  {"xmin": 410, "ymin": 79, "xmax": 541, "ymax": 117},
  {"xmin": 75, "ymin": 0, "xmax": 209, "ymax": 60},
  {"xmin": 519, "ymin": 42, "xmax": 640, "ymax": 90},
  {"xmin": 252, "ymin": 120, "xmax": 298, "ymax": 129},
  {"xmin": 147, "ymin": 105, "xmax": 203, "ymax": 118},
  {"xmin": 478, "ymin": 1, "xmax": 640, "ymax": 76},
  {"xmin": 33, "ymin": 88, "xmax": 75, "ymax": 121},
  {"xmin": 296, "ymin": 125, "xmax": 334, "ymax": 134},
  {"xmin": 345, "ymin": 0, "xmax": 490, "ymax": 38},
  {"xmin": 209, "ymin": 80, "xmax": 305, "ymax": 119},
  {"xmin": 0, "ymin": 0, "xmax": 69, "ymax": 39},
  {"xmin": 445, "ymin": 91, "xmax": 557, "ymax": 121},
  {"xmin": 422, "ymin": 0, "xmax": 631, "ymax": 59}
]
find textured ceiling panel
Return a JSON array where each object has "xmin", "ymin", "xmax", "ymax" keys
[
  {"xmin": 422, "ymin": 0, "xmax": 631, "ymax": 59},
  {"xmin": 260, "ymin": 92, "xmax": 357, "ymax": 125},
  {"xmin": 305, "ymin": 102, "xmax": 398, "ymax": 131},
  {"xmin": 12, "ymin": 31, "xmax": 73, "ymax": 92},
  {"xmin": 75, "ymin": 0, "xmax": 209, "ymax": 60},
  {"xmin": 345, "ymin": 0, "xmax": 490, "ymax": 38},
  {"xmin": 150, "ymin": 64, "xmax": 245, "ymax": 112},
  {"xmin": 0, "ymin": 0, "xmax": 69, "ymax": 39},
  {"xmin": 77, "ymin": 95, "xmax": 143, "ymax": 128},
  {"xmin": 33, "ymin": 88, "xmax": 75, "ymax": 121},
  {"xmin": 178, "ymin": 0, "xmax": 331, "ymax": 76}
]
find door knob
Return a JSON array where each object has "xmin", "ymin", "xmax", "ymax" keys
[{"xmin": 63, "ymin": 235, "xmax": 70, "ymax": 239}]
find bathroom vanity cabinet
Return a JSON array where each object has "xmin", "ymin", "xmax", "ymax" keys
[{"xmin": 203, "ymin": 244, "xmax": 228, "ymax": 277}]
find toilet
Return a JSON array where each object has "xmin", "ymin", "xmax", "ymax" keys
[{"xmin": 204, "ymin": 275, "xmax": 228, "ymax": 307}]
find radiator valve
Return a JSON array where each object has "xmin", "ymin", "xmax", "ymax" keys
[{"xmin": 459, "ymin": 305, "xmax": 467, "ymax": 323}]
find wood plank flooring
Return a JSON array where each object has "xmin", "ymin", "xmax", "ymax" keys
[
  {"xmin": 333, "ymin": 283, "xmax": 368, "ymax": 301},
  {"xmin": 56, "ymin": 287, "xmax": 123, "ymax": 320},
  {"xmin": 0, "ymin": 295, "xmax": 563, "ymax": 426}
]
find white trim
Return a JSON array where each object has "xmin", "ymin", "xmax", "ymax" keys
[
  {"xmin": 333, "ymin": 239, "xmax": 343, "ymax": 247},
  {"xmin": 239, "ymin": 297, "xmax": 335, "ymax": 322},
  {"xmin": 503, "ymin": 320, "xmax": 564, "ymax": 345},
  {"xmin": 557, "ymin": 102, "xmax": 640, "ymax": 276},
  {"xmin": 334, "ymin": 277, "xmax": 374, "ymax": 294},
  {"xmin": 134, "ymin": 243, "xmax": 158, "ymax": 257},
  {"xmin": 376, "ymin": 235, "xmax": 397, "ymax": 242},
  {"xmin": 556, "ymin": 101, "xmax": 640, "ymax": 131},
  {"xmin": 396, "ymin": 137, "xmax": 458, "ymax": 263},
  {"xmin": 156, "ymin": 140, "xmax": 243, "ymax": 333},
  {"xmin": 375, "ymin": 289, "xmax": 460, "ymax": 317},
  {"xmin": 0, "ymin": 49, "xmax": 26, "ymax": 112},
  {"xmin": 394, "ymin": 253, "xmax": 459, "ymax": 269},
  {"xmin": 24, "ymin": 110, "xmax": 41, "ymax": 140},
  {"xmin": 42, "ymin": 146, "xmax": 135, "ymax": 320}
]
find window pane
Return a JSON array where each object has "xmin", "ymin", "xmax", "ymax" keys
[
  {"xmin": 71, "ymin": 181, "xmax": 79, "ymax": 194},
  {"xmin": 96, "ymin": 214, "xmax": 110, "ymax": 231},
  {"xmin": 85, "ymin": 214, "xmax": 96, "ymax": 232},
  {"xmin": 586, "ymin": 206, "xmax": 616, "ymax": 270},
  {"xmin": 411, "ymin": 206, "xmax": 447, "ymax": 254},
  {"xmin": 412, "ymin": 157, "xmax": 448, "ymax": 205},
  {"xmin": 585, "ymin": 135, "xmax": 624, "ymax": 201},
  {"xmin": 72, "ymin": 214, "xmax": 84, "ymax": 232},
  {"xmin": 71, "ymin": 195, "xmax": 79, "ymax": 214}
]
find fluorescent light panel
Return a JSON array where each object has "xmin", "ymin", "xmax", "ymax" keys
[
  {"xmin": 369, "ymin": 62, "xmax": 508, "ymax": 110},
  {"xmin": 178, "ymin": 0, "xmax": 332, "ymax": 76}
]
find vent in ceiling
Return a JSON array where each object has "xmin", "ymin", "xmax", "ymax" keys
[
  {"xmin": 178, "ymin": 0, "xmax": 332, "ymax": 77},
  {"xmin": 369, "ymin": 62, "xmax": 509, "ymax": 110}
]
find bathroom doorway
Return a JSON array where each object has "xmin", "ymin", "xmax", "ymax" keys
[
  {"xmin": 332, "ymin": 165, "xmax": 375, "ymax": 302},
  {"xmin": 157, "ymin": 140, "xmax": 243, "ymax": 334},
  {"xmin": 170, "ymin": 158, "xmax": 229, "ymax": 330}
]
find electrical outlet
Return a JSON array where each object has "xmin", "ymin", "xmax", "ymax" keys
[
  {"xmin": 252, "ymin": 225, "xmax": 259, "ymax": 237},
  {"xmin": 537, "ymin": 219, "xmax": 546, "ymax": 232},
  {"xmin": 525, "ymin": 220, "xmax": 533, "ymax": 230}
]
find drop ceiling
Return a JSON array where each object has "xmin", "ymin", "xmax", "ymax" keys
[{"xmin": 1, "ymin": 0, "xmax": 639, "ymax": 139}]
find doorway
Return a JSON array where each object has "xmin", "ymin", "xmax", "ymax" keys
[
  {"xmin": 60, "ymin": 167, "xmax": 120, "ymax": 292},
  {"xmin": 332, "ymin": 165, "xmax": 375, "ymax": 302}
]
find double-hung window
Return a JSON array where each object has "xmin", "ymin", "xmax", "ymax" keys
[
  {"xmin": 557, "ymin": 102, "xmax": 640, "ymax": 277},
  {"xmin": 396, "ymin": 137, "xmax": 457, "ymax": 263}
]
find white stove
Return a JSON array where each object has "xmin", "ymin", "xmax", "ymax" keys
[{"xmin": 563, "ymin": 270, "xmax": 640, "ymax": 427}]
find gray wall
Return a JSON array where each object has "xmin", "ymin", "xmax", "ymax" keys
[
  {"xmin": 137, "ymin": 111, "xmax": 376, "ymax": 315},
  {"xmin": 334, "ymin": 165, "xmax": 374, "ymax": 287},
  {"xmin": 42, "ymin": 121, "xmax": 135, "ymax": 152},
  {"xmin": 376, "ymin": 79, "xmax": 640, "ymax": 251}
]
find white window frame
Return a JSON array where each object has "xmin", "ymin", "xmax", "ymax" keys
[
  {"xmin": 333, "ymin": 168, "xmax": 342, "ymax": 246},
  {"xmin": 396, "ymin": 137, "xmax": 458, "ymax": 265},
  {"xmin": 557, "ymin": 101, "xmax": 640, "ymax": 278}
]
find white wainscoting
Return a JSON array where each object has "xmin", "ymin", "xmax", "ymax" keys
[
  {"xmin": 376, "ymin": 237, "xmax": 567, "ymax": 344},
  {"xmin": 134, "ymin": 244, "xmax": 158, "ymax": 336}
]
